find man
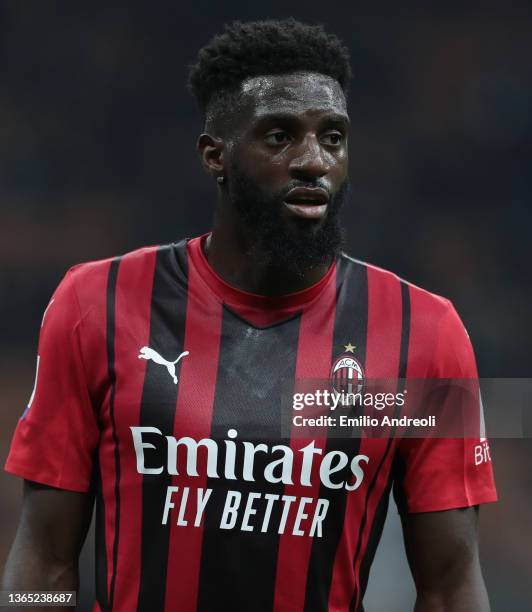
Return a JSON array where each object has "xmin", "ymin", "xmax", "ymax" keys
[{"xmin": 3, "ymin": 19, "xmax": 496, "ymax": 612}]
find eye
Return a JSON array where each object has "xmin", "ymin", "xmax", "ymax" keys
[
  {"xmin": 320, "ymin": 131, "xmax": 344, "ymax": 146},
  {"xmin": 264, "ymin": 130, "xmax": 291, "ymax": 146}
]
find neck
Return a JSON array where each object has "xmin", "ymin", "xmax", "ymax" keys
[{"xmin": 204, "ymin": 222, "xmax": 332, "ymax": 297}]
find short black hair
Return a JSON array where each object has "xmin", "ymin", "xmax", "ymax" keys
[{"xmin": 188, "ymin": 19, "xmax": 351, "ymax": 122}]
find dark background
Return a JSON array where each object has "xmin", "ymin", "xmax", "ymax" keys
[{"xmin": 1, "ymin": 2, "xmax": 531, "ymax": 610}]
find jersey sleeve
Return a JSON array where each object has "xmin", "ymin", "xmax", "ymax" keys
[
  {"xmin": 394, "ymin": 300, "xmax": 498, "ymax": 513},
  {"xmin": 4, "ymin": 268, "xmax": 100, "ymax": 492}
]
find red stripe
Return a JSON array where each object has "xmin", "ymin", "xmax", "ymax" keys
[
  {"xmin": 272, "ymin": 265, "xmax": 337, "ymax": 611},
  {"xmin": 70, "ymin": 258, "xmax": 114, "ymax": 602},
  {"xmin": 164, "ymin": 251, "xmax": 223, "ymax": 611},
  {"xmin": 404, "ymin": 285, "xmax": 442, "ymax": 378},
  {"xmin": 108, "ymin": 247, "xmax": 158, "ymax": 610},
  {"xmin": 362, "ymin": 266, "xmax": 403, "ymax": 380},
  {"xmin": 329, "ymin": 266, "xmax": 403, "ymax": 611}
]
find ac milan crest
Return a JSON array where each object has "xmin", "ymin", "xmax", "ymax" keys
[{"xmin": 330, "ymin": 344, "xmax": 364, "ymax": 396}]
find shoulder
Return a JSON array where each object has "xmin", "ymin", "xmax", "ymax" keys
[
  {"xmin": 47, "ymin": 244, "xmax": 162, "ymax": 328},
  {"xmin": 339, "ymin": 253, "xmax": 473, "ymax": 376},
  {"xmin": 339, "ymin": 252, "xmax": 454, "ymax": 320},
  {"xmin": 65, "ymin": 244, "xmax": 161, "ymax": 288}
]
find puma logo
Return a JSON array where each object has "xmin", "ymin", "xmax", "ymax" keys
[{"xmin": 138, "ymin": 346, "xmax": 189, "ymax": 384}]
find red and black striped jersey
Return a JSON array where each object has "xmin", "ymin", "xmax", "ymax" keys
[{"xmin": 5, "ymin": 234, "xmax": 497, "ymax": 612}]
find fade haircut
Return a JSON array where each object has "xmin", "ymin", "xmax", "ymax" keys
[{"xmin": 188, "ymin": 18, "xmax": 351, "ymax": 131}]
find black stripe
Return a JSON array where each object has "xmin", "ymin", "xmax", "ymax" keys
[
  {"xmin": 391, "ymin": 453, "xmax": 408, "ymax": 515},
  {"xmin": 357, "ymin": 473, "xmax": 394, "ymax": 601},
  {"xmin": 349, "ymin": 281, "xmax": 411, "ymax": 611},
  {"xmin": 171, "ymin": 238, "xmax": 189, "ymax": 286},
  {"xmin": 94, "ymin": 461, "xmax": 109, "ymax": 612},
  {"xmin": 106, "ymin": 256, "xmax": 121, "ymax": 610},
  {"xmin": 136, "ymin": 243, "xmax": 189, "ymax": 612},
  {"xmin": 398, "ymin": 282, "xmax": 411, "ymax": 381},
  {"xmin": 303, "ymin": 256, "xmax": 368, "ymax": 612},
  {"xmin": 197, "ymin": 307, "xmax": 301, "ymax": 612}
]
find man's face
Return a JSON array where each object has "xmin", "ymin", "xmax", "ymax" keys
[{"xmin": 223, "ymin": 71, "xmax": 350, "ymax": 274}]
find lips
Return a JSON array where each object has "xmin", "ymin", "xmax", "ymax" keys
[{"xmin": 283, "ymin": 187, "xmax": 329, "ymax": 219}]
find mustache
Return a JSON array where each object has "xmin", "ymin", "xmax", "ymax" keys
[
  {"xmin": 278, "ymin": 179, "xmax": 350, "ymax": 204},
  {"xmin": 279, "ymin": 181, "xmax": 332, "ymax": 200}
]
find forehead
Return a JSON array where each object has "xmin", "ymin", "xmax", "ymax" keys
[{"xmin": 238, "ymin": 71, "xmax": 347, "ymax": 120}]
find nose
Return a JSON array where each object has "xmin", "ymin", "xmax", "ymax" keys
[{"xmin": 288, "ymin": 134, "xmax": 330, "ymax": 181}]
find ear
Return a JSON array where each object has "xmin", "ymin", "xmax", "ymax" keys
[{"xmin": 197, "ymin": 133, "xmax": 224, "ymax": 178}]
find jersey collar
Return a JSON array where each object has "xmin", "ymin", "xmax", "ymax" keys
[{"xmin": 186, "ymin": 233, "xmax": 336, "ymax": 327}]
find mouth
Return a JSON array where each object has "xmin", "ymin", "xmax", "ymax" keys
[{"xmin": 283, "ymin": 187, "xmax": 329, "ymax": 220}]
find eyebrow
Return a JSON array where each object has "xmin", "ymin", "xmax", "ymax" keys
[{"xmin": 252, "ymin": 111, "xmax": 350, "ymax": 127}]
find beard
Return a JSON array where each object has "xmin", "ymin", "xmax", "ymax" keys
[{"xmin": 225, "ymin": 166, "xmax": 348, "ymax": 277}]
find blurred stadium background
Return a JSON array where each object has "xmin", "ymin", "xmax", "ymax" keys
[{"xmin": 0, "ymin": 2, "xmax": 531, "ymax": 610}]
